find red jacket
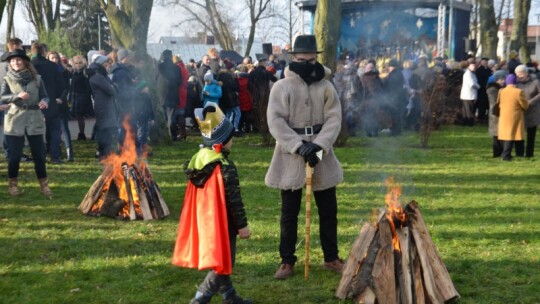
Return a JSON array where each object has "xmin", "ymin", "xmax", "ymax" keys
[
  {"xmin": 237, "ymin": 73, "xmax": 253, "ymax": 111},
  {"xmin": 176, "ymin": 62, "xmax": 189, "ymax": 109}
]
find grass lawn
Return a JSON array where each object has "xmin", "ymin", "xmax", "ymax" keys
[{"xmin": 0, "ymin": 124, "xmax": 538, "ymax": 304}]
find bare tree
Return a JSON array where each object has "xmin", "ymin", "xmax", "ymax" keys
[
  {"xmin": 165, "ymin": 0, "xmax": 236, "ymax": 50},
  {"xmin": 20, "ymin": 0, "xmax": 62, "ymax": 38},
  {"xmin": 479, "ymin": 0, "xmax": 498, "ymax": 59},
  {"xmin": 510, "ymin": 0, "xmax": 531, "ymax": 62},
  {"xmin": 241, "ymin": 0, "xmax": 272, "ymax": 56},
  {"xmin": 0, "ymin": 0, "xmax": 6, "ymax": 25},
  {"xmin": 265, "ymin": 0, "xmax": 298, "ymax": 47}
]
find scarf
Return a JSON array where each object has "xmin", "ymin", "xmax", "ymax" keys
[
  {"xmin": 289, "ymin": 61, "xmax": 325, "ymax": 85},
  {"xmin": 6, "ymin": 68, "xmax": 34, "ymax": 87}
]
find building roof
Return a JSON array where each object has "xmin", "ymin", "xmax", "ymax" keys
[{"xmin": 148, "ymin": 36, "xmax": 264, "ymax": 63}]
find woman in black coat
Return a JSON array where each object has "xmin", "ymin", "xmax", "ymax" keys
[
  {"xmin": 87, "ymin": 55, "xmax": 118, "ymax": 159},
  {"xmin": 69, "ymin": 55, "xmax": 93, "ymax": 140}
]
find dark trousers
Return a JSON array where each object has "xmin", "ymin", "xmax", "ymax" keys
[
  {"xmin": 514, "ymin": 126, "xmax": 537, "ymax": 157},
  {"xmin": 96, "ymin": 127, "xmax": 117, "ymax": 158},
  {"xmin": 6, "ymin": 134, "xmax": 47, "ymax": 179},
  {"xmin": 45, "ymin": 117, "xmax": 62, "ymax": 160},
  {"xmin": 197, "ymin": 222, "xmax": 237, "ymax": 297},
  {"xmin": 492, "ymin": 136, "xmax": 502, "ymax": 157},
  {"xmin": 501, "ymin": 140, "xmax": 515, "ymax": 161},
  {"xmin": 279, "ymin": 187, "xmax": 339, "ymax": 265}
]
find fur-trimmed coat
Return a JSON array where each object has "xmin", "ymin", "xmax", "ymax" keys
[{"xmin": 265, "ymin": 66, "xmax": 343, "ymax": 191}]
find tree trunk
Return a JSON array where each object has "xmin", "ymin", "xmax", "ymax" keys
[
  {"xmin": 0, "ymin": 0, "xmax": 6, "ymax": 25},
  {"xmin": 314, "ymin": 0, "xmax": 347, "ymax": 146},
  {"xmin": 479, "ymin": 0, "xmax": 498, "ymax": 59},
  {"xmin": 5, "ymin": 0, "xmax": 15, "ymax": 42},
  {"xmin": 510, "ymin": 0, "xmax": 531, "ymax": 63},
  {"xmin": 99, "ymin": 0, "xmax": 152, "ymax": 56}
]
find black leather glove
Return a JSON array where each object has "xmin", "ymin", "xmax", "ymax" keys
[
  {"xmin": 306, "ymin": 152, "xmax": 319, "ymax": 167},
  {"xmin": 296, "ymin": 141, "xmax": 322, "ymax": 158}
]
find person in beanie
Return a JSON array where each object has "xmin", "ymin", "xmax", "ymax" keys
[
  {"xmin": 202, "ymin": 71, "xmax": 222, "ymax": 106},
  {"xmin": 0, "ymin": 49, "xmax": 52, "ymax": 197},
  {"xmin": 487, "ymin": 70, "xmax": 507, "ymax": 157},
  {"xmin": 172, "ymin": 102, "xmax": 252, "ymax": 304},
  {"xmin": 265, "ymin": 35, "xmax": 344, "ymax": 280}
]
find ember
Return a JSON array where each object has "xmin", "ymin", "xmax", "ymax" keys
[
  {"xmin": 78, "ymin": 119, "xmax": 169, "ymax": 220},
  {"xmin": 336, "ymin": 178, "xmax": 459, "ymax": 304}
]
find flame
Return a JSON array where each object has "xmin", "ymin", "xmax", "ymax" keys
[
  {"xmin": 95, "ymin": 117, "xmax": 144, "ymax": 219},
  {"xmin": 384, "ymin": 177, "xmax": 406, "ymax": 252}
]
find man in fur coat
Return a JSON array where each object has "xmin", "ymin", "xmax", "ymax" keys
[{"xmin": 265, "ymin": 35, "xmax": 344, "ymax": 280}]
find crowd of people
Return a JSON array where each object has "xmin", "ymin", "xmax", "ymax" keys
[{"xmin": 333, "ymin": 50, "xmax": 539, "ymax": 161}]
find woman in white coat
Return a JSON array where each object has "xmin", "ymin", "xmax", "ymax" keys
[{"xmin": 460, "ymin": 63, "xmax": 480, "ymax": 126}]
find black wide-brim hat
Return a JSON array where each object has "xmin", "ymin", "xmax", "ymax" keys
[
  {"xmin": 1, "ymin": 49, "xmax": 30, "ymax": 62},
  {"xmin": 288, "ymin": 35, "xmax": 323, "ymax": 54}
]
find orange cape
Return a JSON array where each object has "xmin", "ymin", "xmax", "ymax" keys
[{"xmin": 171, "ymin": 165, "xmax": 232, "ymax": 274}]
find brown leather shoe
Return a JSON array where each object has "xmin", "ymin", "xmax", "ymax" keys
[
  {"xmin": 274, "ymin": 263, "xmax": 294, "ymax": 280},
  {"xmin": 323, "ymin": 258, "xmax": 345, "ymax": 273}
]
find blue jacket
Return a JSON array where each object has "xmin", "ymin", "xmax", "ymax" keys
[{"xmin": 202, "ymin": 80, "xmax": 222, "ymax": 106}]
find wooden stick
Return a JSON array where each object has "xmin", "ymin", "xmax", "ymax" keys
[{"xmin": 304, "ymin": 163, "xmax": 313, "ymax": 280}]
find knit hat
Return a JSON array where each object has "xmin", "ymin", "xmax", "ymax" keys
[
  {"xmin": 203, "ymin": 71, "xmax": 213, "ymax": 82},
  {"xmin": 505, "ymin": 74, "xmax": 517, "ymax": 85},
  {"xmin": 195, "ymin": 102, "xmax": 234, "ymax": 147},
  {"xmin": 94, "ymin": 55, "xmax": 109, "ymax": 66},
  {"xmin": 493, "ymin": 70, "xmax": 507, "ymax": 81},
  {"xmin": 117, "ymin": 48, "xmax": 129, "ymax": 62}
]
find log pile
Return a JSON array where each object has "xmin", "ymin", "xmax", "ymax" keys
[
  {"xmin": 78, "ymin": 161, "xmax": 169, "ymax": 220},
  {"xmin": 336, "ymin": 201, "xmax": 459, "ymax": 304},
  {"xmin": 78, "ymin": 118, "xmax": 169, "ymax": 220}
]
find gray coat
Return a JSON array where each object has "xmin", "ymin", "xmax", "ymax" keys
[
  {"xmin": 265, "ymin": 67, "xmax": 343, "ymax": 191},
  {"xmin": 516, "ymin": 75, "xmax": 540, "ymax": 128}
]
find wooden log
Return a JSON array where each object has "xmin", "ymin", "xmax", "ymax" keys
[
  {"xmin": 100, "ymin": 183, "xmax": 126, "ymax": 218},
  {"xmin": 350, "ymin": 229, "xmax": 380, "ymax": 297},
  {"xmin": 411, "ymin": 245, "xmax": 426, "ymax": 304},
  {"xmin": 122, "ymin": 164, "xmax": 137, "ymax": 220},
  {"xmin": 397, "ymin": 227, "xmax": 414, "ymax": 304},
  {"xmin": 78, "ymin": 166, "xmax": 113, "ymax": 213},
  {"xmin": 406, "ymin": 201, "xmax": 460, "ymax": 303},
  {"xmin": 142, "ymin": 167, "xmax": 165, "ymax": 218},
  {"xmin": 357, "ymin": 286, "xmax": 376, "ymax": 304},
  {"xmin": 336, "ymin": 223, "xmax": 377, "ymax": 299},
  {"xmin": 371, "ymin": 218, "xmax": 397, "ymax": 304},
  {"xmin": 130, "ymin": 167, "xmax": 153, "ymax": 220}
]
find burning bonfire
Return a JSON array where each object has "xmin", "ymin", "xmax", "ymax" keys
[
  {"xmin": 78, "ymin": 121, "xmax": 169, "ymax": 220},
  {"xmin": 336, "ymin": 177, "xmax": 459, "ymax": 303}
]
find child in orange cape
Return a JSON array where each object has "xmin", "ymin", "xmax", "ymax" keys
[{"xmin": 172, "ymin": 102, "xmax": 252, "ymax": 304}]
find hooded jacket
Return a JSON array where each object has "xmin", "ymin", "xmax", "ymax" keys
[{"xmin": 265, "ymin": 66, "xmax": 343, "ymax": 191}]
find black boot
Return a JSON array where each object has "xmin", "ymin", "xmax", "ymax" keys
[{"xmin": 220, "ymin": 287, "xmax": 252, "ymax": 304}]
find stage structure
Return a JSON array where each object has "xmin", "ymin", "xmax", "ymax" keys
[{"xmin": 296, "ymin": 0, "xmax": 471, "ymax": 61}]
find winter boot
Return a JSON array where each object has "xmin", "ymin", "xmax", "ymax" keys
[
  {"xmin": 38, "ymin": 178, "xmax": 53, "ymax": 199},
  {"xmin": 8, "ymin": 178, "xmax": 21, "ymax": 196},
  {"xmin": 220, "ymin": 287, "xmax": 253, "ymax": 304},
  {"xmin": 67, "ymin": 148, "xmax": 74, "ymax": 162}
]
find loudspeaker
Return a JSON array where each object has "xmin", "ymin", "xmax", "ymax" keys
[{"xmin": 262, "ymin": 43, "xmax": 272, "ymax": 55}]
